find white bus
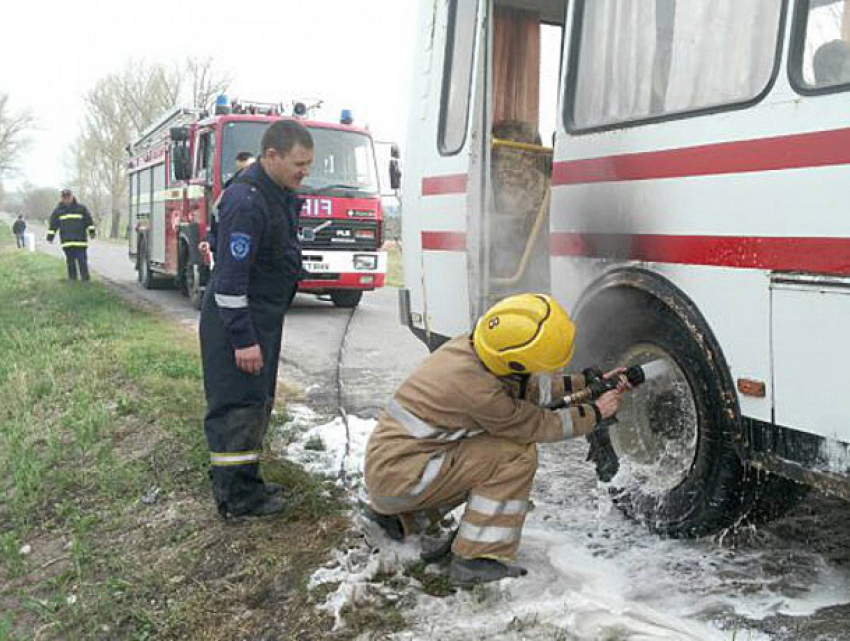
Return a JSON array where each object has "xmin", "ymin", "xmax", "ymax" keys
[{"xmin": 399, "ymin": 0, "xmax": 850, "ymax": 536}]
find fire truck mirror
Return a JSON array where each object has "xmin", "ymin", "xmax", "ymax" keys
[
  {"xmin": 389, "ymin": 159, "xmax": 402, "ymax": 191},
  {"xmin": 170, "ymin": 126, "xmax": 190, "ymax": 142}
]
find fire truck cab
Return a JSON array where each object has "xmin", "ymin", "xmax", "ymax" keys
[
  {"xmin": 401, "ymin": 0, "xmax": 850, "ymax": 536},
  {"xmin": 127, "ymin": 99, "xmax": 390, "ymax": 309}
]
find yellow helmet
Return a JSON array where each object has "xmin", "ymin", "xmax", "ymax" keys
[{"xmin": 473, "ymin": 293, "xmax": 576, "ymax": 376}]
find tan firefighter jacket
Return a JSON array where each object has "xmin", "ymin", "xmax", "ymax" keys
[{"xmin": 365, "ymin": 335, "xmax": 601, "ymax": 504}]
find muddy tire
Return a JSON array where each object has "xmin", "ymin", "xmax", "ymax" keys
[
  {"xmin": 330, "ymin": 290, "xmax": 363, "ymax": 308},
  {"xmin": 578, "ymin": 287, "xmax": 755, "ymax": 538}
]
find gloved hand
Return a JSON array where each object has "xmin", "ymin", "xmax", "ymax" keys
[
  {"xmin": 89, "ymin": 231, "xmax": 96, "ymax": 239},
  {"xmin": 46, "ymin": 237, "xmax": 53, "ymax": 244}
]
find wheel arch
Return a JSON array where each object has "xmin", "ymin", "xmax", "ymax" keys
[{"xmin": 571, "ymin": 267, "xmax": 746, "ymax": 459}]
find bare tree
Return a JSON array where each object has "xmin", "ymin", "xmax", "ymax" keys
[
  {"xmin": 0, "ymin": 93, "xmax": 35, "ymax": 181},
  {"xmin": 183, "ymin": 57, "xmax": 232, "ymax": 109},
  {"xmin": 17, "ymin": 182, "xmax": 60, "ymax": 223},
  {"xmin": 73, "ymin": 58, "xmax": 230, "ymax": 238}
]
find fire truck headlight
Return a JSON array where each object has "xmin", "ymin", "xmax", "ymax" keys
[{"xmin": 354, "ymin": 254, "xmax": 377, "ymax": 270}]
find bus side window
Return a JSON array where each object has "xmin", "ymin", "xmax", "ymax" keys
[
  {"xmin": 568, "ymin": 1, "xmax": 783, "ymax": 131},
  {"xmin": 438, "ymin": 0, "xmax": 479, "ymax": 155},
  {"xmin": 798, "ymin": 0, "xmax": 850, "ymax": 88}
]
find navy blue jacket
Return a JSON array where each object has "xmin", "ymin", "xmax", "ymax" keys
[
  {"xmin": 210, "ymin": 161, "xmax": 302, "ymax": 348},
  {"xmin": 47, "ymin": 200, "xmax": 95, "ymax": 247}
]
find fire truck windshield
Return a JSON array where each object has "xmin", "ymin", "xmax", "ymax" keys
[{"xmin": 221, "ymin": 121, "xmax": 379, "ymax": 195}]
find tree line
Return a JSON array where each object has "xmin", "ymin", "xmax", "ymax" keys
[{"xmin": 1, "ymin": 58, "xmax": 229, "ymax": 238}]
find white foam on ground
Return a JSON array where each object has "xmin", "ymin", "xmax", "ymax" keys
[{"xmin": 275, "ymin": 411, "xmax": 850, "ymax": 639}]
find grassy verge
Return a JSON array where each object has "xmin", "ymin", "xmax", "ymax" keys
[
  {"xmin": 0, "ymin": 227, "xmax": 380, "ymax": 640},
  {"xmin": 384, "ymin": 241, "xmax": 404, "ymax": 288}
]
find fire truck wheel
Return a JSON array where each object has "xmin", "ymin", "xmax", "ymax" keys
[
  {"xmin": 330, "ymin": 290, "xmax": 363, "ymax": 308},
  {"xmin": 179, "ymin": 244, "xmax": 204, "ymax": 310},
  {"xmin": 578, "ymin": 287, "xmax": 755, "ymax": 538},
  {"xmin": 138, "ymin": 239, "xmax": 154, "ymax": 290}
]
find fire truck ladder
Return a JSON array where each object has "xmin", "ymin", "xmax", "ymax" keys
[{"xmin": 130, "ymin": 106, "xmax": 204, "ymax": 154}]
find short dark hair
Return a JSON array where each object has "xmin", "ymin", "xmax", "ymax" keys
[
  {"xmin": 235, "ymin": 151, "xmax": 255, "ymax": 163},
  {"xmin": 261, "ymin": 119, "xmax": 313, "ymax": 156}
]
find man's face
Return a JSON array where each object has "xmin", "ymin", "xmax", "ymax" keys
[
  {"xmin": 61, "ymin": 193, "xmax": 72, "ymax": 205},
  {"xmin": 263, "ymin": 144, "xmax": 314, "ymax": 191}
]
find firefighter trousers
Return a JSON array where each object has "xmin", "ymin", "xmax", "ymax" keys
[
  {"xmin": 369, "ymin": 434, "xmax": 537, "ymax": 562},
  {"xmin": 199, "ymin": 289, "xmax": 285, "ymax": 515},
  {"xmin": 63, "ymin": 247, "xmax": 90, "ymax": 281}
]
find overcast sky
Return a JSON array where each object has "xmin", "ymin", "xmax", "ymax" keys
[{"xmin": 0, "ymin": 0, "xmax": 418, "ymax": 190}]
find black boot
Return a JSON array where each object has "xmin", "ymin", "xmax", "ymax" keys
[
  {"xmin": 220, "ymin": 494, "xmax": 288, "ymax": 521},
  {"xmin": 361, "ymin": 504, "xmax": 405, "ymax": 541},
  {"xmin": 420, "ymin": 527, "xmax": 458, "ymax": 564},
  {"xmin": 449, "ymin": 557, "xmax": 527, "ymax": 588}
]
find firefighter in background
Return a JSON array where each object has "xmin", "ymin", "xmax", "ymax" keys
[
  {"xmin": 364, "ymin": 293, "xmax": 629, "ymax": 587},
  {"xmin": 199, "ymin": 151, "xmax": 256, "ymax": 258},
  {"xmin": 46, "ymin": 189, "xmax": 96, "ymax": 281},
  {"xmin": 199, "ymin": 121, "xmax": 314, "ymax": 520}
]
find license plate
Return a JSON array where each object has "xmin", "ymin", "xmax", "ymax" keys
[{"xmin": 304, "ymin": 262, "xmax": 330, "ymax": 273}]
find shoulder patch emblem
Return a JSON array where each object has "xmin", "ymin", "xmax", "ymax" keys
[{"xmin": 229, "ymin": 232, "xmax": 251, "ymax": 262}]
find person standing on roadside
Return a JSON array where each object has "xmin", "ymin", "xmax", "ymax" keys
[
  {"xmin": 46, "ymin": 189, "xmax": 96, "ymax": 281},
  {"xmin": 199, "ymin": 120, "xmax": 314, "ymax": 520},
  {"xmin": 12, "ymin": 215, "xmax": 27, "ymax": 249}
]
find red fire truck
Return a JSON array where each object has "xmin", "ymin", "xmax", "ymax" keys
[{"xmin": 127, "ymin": 99, "xmax": 394, "ymax": 308}]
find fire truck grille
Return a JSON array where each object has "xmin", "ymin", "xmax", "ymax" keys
[{"xmin": 299, "ymin": 219, "xmax": 379, "ymax": 251}]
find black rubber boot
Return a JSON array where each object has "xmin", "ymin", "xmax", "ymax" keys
[
  {"xmin": 221, "ymin": 494, "xmax": 288, "ymax": 521},
  {"xmin": 361, "ymin": 504, "xmax": 405, "ymax": 541},
  {"xmin": 420, "ymin": 527, "xmax": 458, "ymax": 564},
  {"xmin": 449, "ymin": 557, "xmax": 527, "ymax": 588}
]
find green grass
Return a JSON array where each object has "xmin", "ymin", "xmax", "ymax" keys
[
  {"xmin": 0, "ymin": 225, "xmax": 364, "ymax": 640},
  {"xmin": 384, "ymin": 240, "xmax": 404, "ymax": 288}
]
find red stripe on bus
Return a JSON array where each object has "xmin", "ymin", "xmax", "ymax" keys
[
  {"xmin": 422, "ymin": 174, "xmax": 468, "ymax": 196},
  {"xmin": 421, "ymin": 231, "xmax": 467, "ymax": 251},
  {"xmin": 551, "ymin": 128, "xmax": 850, "ymax": 185},
  {"xmin": 550, "ymin": 233, "xmax": 850, "ymax": 274}
]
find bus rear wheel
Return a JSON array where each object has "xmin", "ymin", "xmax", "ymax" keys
[
  {"xmin": 579, "ymin": 287, "xmax": 755, "ymax": 538},
  {"xmin": 330, "ymin": 290, "xmax": 363, "ymax": 308}
]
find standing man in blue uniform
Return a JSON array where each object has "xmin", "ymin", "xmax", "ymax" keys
[
  {"xmin": 46, "ymin": 189, "xmax": 96, "ymax": 281},
  {"xmin": 199, "ymin": 120, "xmax": 314, "ymax": 520}
]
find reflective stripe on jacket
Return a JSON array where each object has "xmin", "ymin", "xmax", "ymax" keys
[{"xmin": 47, "ymin": 200, "xmax": 95, "ymax": 247}]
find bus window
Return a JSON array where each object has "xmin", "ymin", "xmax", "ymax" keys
[
  {"xmin": 568, "ymin": 0, "xmax": 783, "ymax": 131},
  {"xmin": 438, "ymin": 0, "xmax": 479, "ymax": 155},
  {"xmin": 795, "ymin": 0, "xmax": 850, "ymax": 89}
]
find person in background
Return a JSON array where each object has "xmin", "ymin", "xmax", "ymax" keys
[
  {"xmin": 12, "ymin": 215, "xmax": 27, "ymax": 249},
  {"xmin": 199, "ymin": 151, "xmax": 256, "ymax": 258},
  {"xmin": 46, "ymin": 189, "xmax": 96, "ymax": 281}
]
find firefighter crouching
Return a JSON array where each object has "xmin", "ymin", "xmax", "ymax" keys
[
  {"xmin": 363, "ymin": 293, "xmax": 629, "ymax": 587},
  {"xmin": 46, "ymin": 189, "xmax": 96, "ymax": 281}
]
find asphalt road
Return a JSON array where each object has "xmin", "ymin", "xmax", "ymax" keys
[{"xmin": 8, "ymin": 217, "xmax": 428, "ymax": 420}]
